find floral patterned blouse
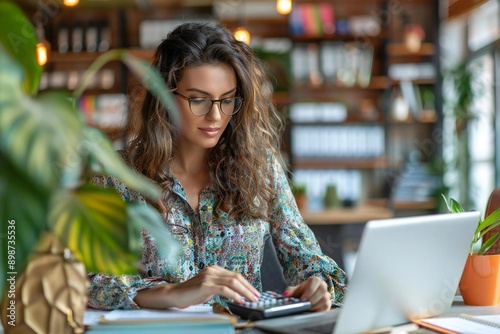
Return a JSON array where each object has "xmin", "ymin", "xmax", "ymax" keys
[{"xmin": 87, "ymin": 155, "xmax": 347, "ymax": 310}]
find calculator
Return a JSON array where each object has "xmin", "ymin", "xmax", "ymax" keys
[{"xmin": 227, "ymin": 291, "xmax": 312, "ymax": 321}]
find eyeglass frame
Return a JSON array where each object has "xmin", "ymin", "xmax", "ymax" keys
[{"xmin": 173, "ymin": 91, "xmax": 244, "ymax": 116}]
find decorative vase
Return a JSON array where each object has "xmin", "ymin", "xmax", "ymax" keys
[
  {"xmin": 459, "ymin": 254, "xmax": 500, "ymax": 306},
  {"xmin": 1, "ymin": 232, "xmax": 89, "ymax": 333}
]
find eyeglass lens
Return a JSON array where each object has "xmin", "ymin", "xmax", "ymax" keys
[{"xmin": 190, "ymin": 97, "xmax": 242, "ymax": 116}]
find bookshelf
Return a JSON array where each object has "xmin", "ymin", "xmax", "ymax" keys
[
  {"xmin": 28, "ymin": 0, "xmax": 442, "ymax": 212},
  {"xmin": 284, "ymin": 0, "xmax": 441, "ymax": 212}
]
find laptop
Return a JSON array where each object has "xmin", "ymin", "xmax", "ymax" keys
[{"xmin": 254, "ymin": 211, "xmax": 480, "ymax": 334}]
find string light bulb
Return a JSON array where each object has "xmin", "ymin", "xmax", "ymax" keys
[
  {"xmin": 234, "ymin": 27, "xmax": 251, "ymax": 45},
  {"xmin": 63, "ymin": 0, "xmax": 79, "ymax": 7},
  {"xmin": 276, "ymin": 0, "xmax": 292, "ymax": 15}
]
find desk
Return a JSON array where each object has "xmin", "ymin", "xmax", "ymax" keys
[{"xmin": 240, "ymin": 297, "xmax": 500, "ymax": 333}]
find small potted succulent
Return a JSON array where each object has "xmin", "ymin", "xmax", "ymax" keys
[{"xmin": 291, "ymin": 183, "xmax": 308, "ymax": 212}]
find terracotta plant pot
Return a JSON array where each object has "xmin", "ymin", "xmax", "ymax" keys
[
  {"xmin": 294, "ymin": 194, "xmax": 308, "ymax": 212},
  {"xmin": 459, "ymin": 254, "xmax": 500, "ymax": 306}
]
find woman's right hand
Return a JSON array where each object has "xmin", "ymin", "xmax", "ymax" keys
[{"xmin": 134, "ymin": 265, "xmax": 261, "ymax": 309}]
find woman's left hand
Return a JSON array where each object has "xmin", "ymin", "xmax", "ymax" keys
[{"xmin": 283, "ymin": 277, "xmax": 331, "ymax": 312}]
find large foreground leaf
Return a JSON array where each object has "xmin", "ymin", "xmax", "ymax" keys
[
  {"xmin": 50, "ymin": 184, "xmax": 138, "ymax": 274},
  {"xmin": 0, "ymin": 55, "xmax": 82, "ymax": 191},
  {"xmin": 74, "ymin": 49, "xmax": 179, "ymax": 126},
  {"xmin": 82, "ymin": 126, "xmax": 160, "ymax": 200},
  {"xmin": 126, "ymin": 203, "xmax": 181, "ymax": 265},
  {"xmin": 0, "ymin": 1, "xmax": 41, "ymax": 94},
  {"xmin": 0, "ymin": 150, "xmax": 49, "ymax": 296}
]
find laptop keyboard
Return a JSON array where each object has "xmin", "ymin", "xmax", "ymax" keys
[{"xmin": 300, "ymin": 321, "xmax": 336, "ymax": 334}]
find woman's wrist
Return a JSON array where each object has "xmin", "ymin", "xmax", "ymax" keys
[{"xmin": 134, "ymin": 282, "xmax": 177, "ymax": 309}]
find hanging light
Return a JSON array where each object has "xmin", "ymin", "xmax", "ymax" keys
[
  {"xmin": 276, "ymin": 0, "xmax": 292, "ymax": 15},
  {"xmin": 234, "ymin": 27, "xmax": 251, "ymax": 45},
  {"xmin": 35, "ymin": 22, "xmax": 50, "ymax": 66},
  {"xmin": 36, "ymin": 43, "xmax": 48, "ymax": 66},
  {"xmin": 63, "ymin": 0, "xmax": 79, "ymax": 7}
]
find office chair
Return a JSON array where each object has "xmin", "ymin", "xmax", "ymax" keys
[
  {"xmin": 484, "ymin": 187, "xmax": 500, "ymax": 254},
  {"xmin": 261, "ymin": 235, "xmax": 288, "ymax": 292}
]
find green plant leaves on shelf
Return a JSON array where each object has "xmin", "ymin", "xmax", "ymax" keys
[
  {"xmin": 0, "ymin": 1, "xmax": 42, "ymax": 95},
  {"xmin": 50, "ymin": 183, "xmax": 139, "ymax": 274}
]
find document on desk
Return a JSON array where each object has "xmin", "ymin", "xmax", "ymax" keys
[
  {"xmin": 415, "ymin": 314, "xmax": 500, "ymax": 334},
  {"xmin": 85, "ymin": 305, "xmax": 235, "ymax": 334}
]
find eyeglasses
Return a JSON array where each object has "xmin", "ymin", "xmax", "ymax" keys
[{"xmin": 173, "ymin": 92, "xmax": 244, "ymax": 116}]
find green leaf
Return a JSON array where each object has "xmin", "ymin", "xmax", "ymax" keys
[
  {"xmin": 73, "ymin": 49, "xmax": 179, "ymax": 126},
  {"xmin": 49, "ymin": 183, "xmax": 138, "ymax": 275},
  {"xmin": 449, "ymin": 198, "xmax": 464, "ymax": 213},
  {"xmin": 82, "ymin": 126, "xmax": 161, "ymax": 200},
  {"xmin": 0, "ymin": 1, "xmax": 42, "ymax": 94},
  {"xmin": 0, "ymin": 88, "xmax": 82, "ymax": 191},
  {"xmin": 441, "ymin": 195, "xmax": 464, "ymax": 213},
  {"xmin": 476, "ymin": 207, "xmax": 500, "ymax": 240},
  {"xmin": 0, "ymin": 150, "xmax": 49, "ymax": 296},
  {"xmin": 121, "ymin": 53, "xmax": 180, "ymax": 126},
  {"xmin": 477, "ymin": 233, "xmax": 500, "ymax": 255},
  {"xmin": 126, "ymin": 203, "xmax": 181, "ymax": 265}
]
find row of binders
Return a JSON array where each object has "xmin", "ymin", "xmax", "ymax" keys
[
  {"xmin": 291, "ymin": 125, "xmax": 385, "ymax": 158},
  {"xmin": 292, "ymin": 42, "xmax": 374, "ymax": 87}
]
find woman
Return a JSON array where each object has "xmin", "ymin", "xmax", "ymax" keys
[{"xmin": 88, "ymin": 22, "xmax": 347, "ymax": 312}]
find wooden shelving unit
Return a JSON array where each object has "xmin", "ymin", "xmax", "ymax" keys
[{"xmin": 30, "ymin": 0, "xmax": 442, "ymax": 215}]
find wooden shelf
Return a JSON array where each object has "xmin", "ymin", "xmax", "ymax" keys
[
  {"xmin": 301, "ymin": 203, "xmax": 393, "ymax": 225},
  {"xmin": 49, "ymin": 52, "xmax": 107, "ymax": 63},
  {"xmin": 293, "ymin": 76, "xmax": 391, "ymax": 91},
  {"xmin": 393, "ymin": 199, "xmax": 437, "ymax": 210},
  {"xmin": 390, "ymin": 78, "xmax": 436, "ymax": 85},
  {"xmin": 127, "ymin": 48, "xmax": 155, "ymax": 61},
  {"xmin": 387, "ymin": 43, "xmax": 436, "ymax": 56},
  {"xmin": 293, "ymin": 156, "xmax": 391, "ymax": 169},
  {"xmin": 388, "ymin": 111, "xmax": 438, "ymax": 124},
  {"xmin": 292, "ymin": 32, "xmax": 387, "ymax": 43}
]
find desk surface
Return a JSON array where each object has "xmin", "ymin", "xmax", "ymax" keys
[{"xmin": 300, "ymin": 203, "xmax": 394, "ymax": 225}]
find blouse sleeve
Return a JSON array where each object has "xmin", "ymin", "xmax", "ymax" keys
[
  {"xmin": 268, "ymin": 155, "xmax": 348, "ymax": 307},
  {"xmin": 87, "ymin": 175, "xmax": 164, "ymax": 310}
]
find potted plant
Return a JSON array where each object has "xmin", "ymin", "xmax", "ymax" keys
[
  {"xmin": 291, "ymin": 183, "xmax": 308, "ymax": 211},
  {"xmin": 442, "ymin": 195, "xmax": 500, "ymax": 306},
  {"xmin": 0, "ymin": 2, "xmax": 180, "ymax": 332}
]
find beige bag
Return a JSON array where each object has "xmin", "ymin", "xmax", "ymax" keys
[{"xmin": 1, "ymin": 233, "xmax": 88, "ymax": 334}]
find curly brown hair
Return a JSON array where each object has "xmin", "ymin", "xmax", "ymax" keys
[{"xmin": 124, "ymin": 22, "xmax": 285, "ymax": 221}]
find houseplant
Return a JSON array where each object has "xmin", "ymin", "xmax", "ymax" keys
[
  {"xmin": 442, "ymin": 195, "xmax": 500, "ymax": 305},
  {"xmin": 0, "ymin": 2, "xmax": 180, "ymax": 332},
  {"xmin": 291, "ymin": 183, "xmax": 307, "ymax": 211}
]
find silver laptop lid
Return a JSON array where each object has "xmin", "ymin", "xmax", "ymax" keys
[{"xmin": 334, "ymin": 211, "xmax": 479, "ymax": 334}]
